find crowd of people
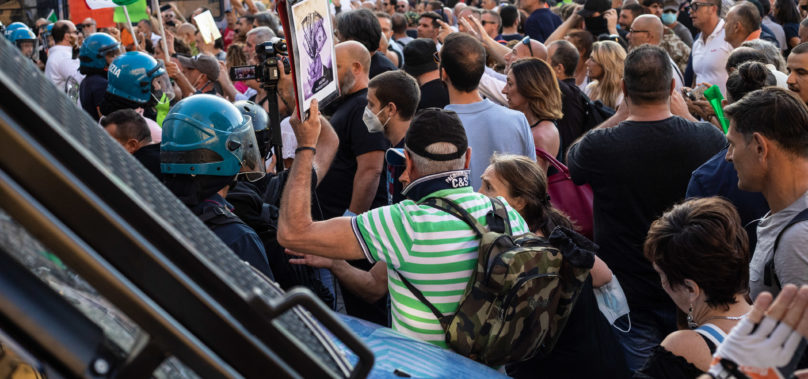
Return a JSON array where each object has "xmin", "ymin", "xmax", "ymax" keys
[{"xmin": 6, "ymin": 0, "xmax": 808, "ymax": 374}]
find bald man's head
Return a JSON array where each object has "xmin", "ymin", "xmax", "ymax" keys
[
  {"xmin": 628, "ymin": 15, "xmax": 664, "ymax": 48},
  {"xmin": 505, "ymin": 38, "xmax": 548, "ymax": 71},
  {"xmin": 336, "ymin": 41, "xmax": 371, "ymax": 95}
]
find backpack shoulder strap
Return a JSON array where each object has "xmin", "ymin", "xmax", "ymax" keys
[
  {"xmin": 764, "ymin": 208, "xmax": 808, "ymax": 289},
  {"xmin": 421, "ymin": 196, "xmax": 511, "ymax": 235},
  {"xmin": 393, "ymin": 268, "xmax": 451, "ymax": 330},
  {"xmin": 421, "ymin": 196, "xmax": 487, "ymax": 235}
]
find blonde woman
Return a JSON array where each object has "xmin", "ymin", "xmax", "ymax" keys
[
  {"xmin": 585, "ymin": 40, "xmax": 626, "ymax": 109},
  {"xmin": 501, "ymin": 57, "xmax": 563, "ymax": 170}
]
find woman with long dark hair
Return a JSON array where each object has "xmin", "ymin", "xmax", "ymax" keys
[
  {"xmin": 773, "ymin": 0, "xmax": 801, "ymax": 50},
  {"xmin": 479, "ymin": 155, "xmax": 630, "ymax": 379}
]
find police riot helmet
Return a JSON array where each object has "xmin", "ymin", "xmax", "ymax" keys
[
  {"xmin": 79, "ymin": 32, "xmax": 120, "ymax": 70},
  {"xmin": 161, "ymin": 94, "xmax": 265, "ymax": 181},
  {"xmin": 107, "ymin": 51, "xmax": 174, "ymax": 104},
  {"xmin": 233, "ymin": 100, "xmax": 271, "ymax": 159},
  {"xmin": 9, "ymin": 27, "xmax": 36, "ymax": 58},
  {"xmin": 4, "ymin": 22, "xmax": 27, "ymax": 39}
]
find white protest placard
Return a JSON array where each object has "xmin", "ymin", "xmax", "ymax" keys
[{"xmin": 193, "ymin": 10, "xmax": 221, "ymax": 44}]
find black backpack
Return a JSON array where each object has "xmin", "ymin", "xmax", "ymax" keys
[{"xmin": 580, "ymin": 91, "xmax": 616, "ymax": 131}]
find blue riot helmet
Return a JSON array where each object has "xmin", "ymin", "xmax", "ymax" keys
[
  {"xmin": 233, "ymin": 100, "xmax": 272, "ymax": 159},
  {"xmin": 107, "ymin": 51, "xmax": 174, "ymax": 104},
  {"xmin": 10, "ymin": 27, "xmax": 37, "ymax": 58},
  {"xmin": 161, "ymin": 95, "xmax": 265, "ymax": 181},
  {"xmin": 79, "ymin": 33, "xmax": 120, "ymax": 70},
  {"xmin": 5, "ymin": 22, "xmax": 26, "ymax": 39}
]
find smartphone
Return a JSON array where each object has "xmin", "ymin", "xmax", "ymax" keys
[
  {"xmin": 687, "ymin": 84, "xmax": 709, "ymax": 101},
  {"xmin": 229, "ymin": 65, "xmax": 257, "ymax": 81}
]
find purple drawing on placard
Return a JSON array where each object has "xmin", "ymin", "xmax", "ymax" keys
[{"xmin": 301, "ymin": 11, "xmax": 333, "ymax": 99}]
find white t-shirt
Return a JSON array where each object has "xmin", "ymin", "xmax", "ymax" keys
[
  {"xmin": 45, "ymin": 45, "xmax": 84, "ymax": 92},
  {"xmin": 692, "ymin": 19, "xmax": 733, "ymax": 96}
]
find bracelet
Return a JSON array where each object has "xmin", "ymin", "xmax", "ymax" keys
[{"xmin": 295, "ymin": 146, "xmax": 316, "ymax": 155}]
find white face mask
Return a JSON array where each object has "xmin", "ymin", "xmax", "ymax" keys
[
  {"xmin": 362, "ymin": 105, "xmax": 389, "ymax": 133},
  {"xmin": 594, "ymin": 274, "xmax": 631, "ymax": 333}
]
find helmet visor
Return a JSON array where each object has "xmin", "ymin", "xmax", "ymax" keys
[
  {"xmin": 151, "ymin": 72, "xmax": 175, "ymax": 102},
  {"xmin": 229, "ymin": 116, "xmax": 266, "ymax": 182}
]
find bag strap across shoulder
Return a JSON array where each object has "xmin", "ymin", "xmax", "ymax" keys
[
  {"xmin": 420, "ymin": 196, "xmax": 511, "ymax": 235},
  {"xmin": 764, "ymin": 208, "xmax": 808, "ymax": 289}
]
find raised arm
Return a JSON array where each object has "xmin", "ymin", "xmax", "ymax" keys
[{"xmin": 278, "ymin": 100, "xmax": 365, "ymax": 260}]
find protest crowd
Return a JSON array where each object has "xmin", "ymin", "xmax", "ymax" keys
[{"xmin": 9, "ymin": 0, "xmax": 808, "ymax": 374}]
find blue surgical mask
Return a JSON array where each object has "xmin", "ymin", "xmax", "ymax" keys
[{"xmin": 661, "ymin": 12, "xmax": 677, "ymax": 25}]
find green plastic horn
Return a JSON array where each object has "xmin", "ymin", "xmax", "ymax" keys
[
  {"xmin": 112, "ymin": 0, "xmax": 139, "ymax": 6},
  {"xmin": 703, "ymin": 85, "xmax": 728, "ymax": 134}
]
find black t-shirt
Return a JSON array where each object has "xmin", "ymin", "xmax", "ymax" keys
[
  {"xmin": 316, "ymin": 88, "xmax": 390, "ymax": 324},
  {"xmin": 567, "ymin": 116, "xmax": 726, "ymax": 310},
  {"xmin": 417, "ymin": 79, "xmax": 450, "ymax": 110},
  {"xmin": 80, "ymin": 73, "xmax": 108, "ymax": 121},
  {"xmin": 133, "ymin": 143, "xmax": 162, "ymax": 180},
  {"xmin": 557, "ymin": 78, "xmax": 589, "ymax": 163},
  {"xmin": 507, "ymin": 277, "xmax": 631, "ymax": 378},
  {"xmin": 370, "ymin": 52, "xmax": 397, "ymax": 79},
  {"xmin": 316, "ymin": 88, "xmax": 390, "ymax": 219}
]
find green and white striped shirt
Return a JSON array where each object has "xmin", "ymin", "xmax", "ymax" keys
[{"xmin": 351, "ymin": 186, "xmax": 529, "ymax": 347}]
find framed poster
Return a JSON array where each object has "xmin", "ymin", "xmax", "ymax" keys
[{"xmin": 282, "ymin": 0, "xmax": 339, "ymax": 117}]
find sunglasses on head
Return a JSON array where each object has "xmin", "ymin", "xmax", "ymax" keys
[{"xmin": 520, "ymin": 36, "xmax": 533, "ymax": 57}]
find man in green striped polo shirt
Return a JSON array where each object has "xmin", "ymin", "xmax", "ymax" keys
[{"xmin": 278, "ymin": 102, "xmax": 529, "ymax": 347}]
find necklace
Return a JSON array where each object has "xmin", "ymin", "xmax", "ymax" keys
[
  {"xmin": 688, "ymin": 310, "xmax": 748, "ymax": 328},
  {"xmin": 703, "ymin": 314, "xmax": 746, "ymax": 323}
]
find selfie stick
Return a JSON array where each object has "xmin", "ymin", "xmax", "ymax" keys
[{"xmin": 122, "ymin": 5, "xmax": 138, "ymax": 49}]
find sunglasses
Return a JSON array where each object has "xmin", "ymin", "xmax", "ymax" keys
[
  {"xmin": 520, "ymin": 36, "xmax": 534, "ymax": 57},
  {"xmin": 663, "ymin": 9, "xmax": 677, "ymax": 13},
  {"xmin": 481, "ymin": 20, "xmax": 498, "ymax": 26},
  {"xmin": 628, "ymin": 28, "xmax": 649, "ymax": 34},
  {"xmin": 690, "ymin": 2, "xmax": 715, "ymax": 11}
]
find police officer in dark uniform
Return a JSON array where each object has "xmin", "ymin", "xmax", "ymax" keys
[
  {"xmin": 161, "ymin": 94, "xmax": 274, "ymax": 280},
  {"xmin": 226, "ymin": 100, "xmax": 339, "ymax": 306},
  {"xmin": 78, "ymin": 32, "xmax": 119, "ymax": 121}
]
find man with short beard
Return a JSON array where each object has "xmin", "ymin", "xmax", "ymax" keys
[
  {"xmin": 45, "ymin": 20, "xmax": 84, "ymax": 91},
  {"xmin": 314, "ymin": 41, "xmax": 390, "ymax": 326}
]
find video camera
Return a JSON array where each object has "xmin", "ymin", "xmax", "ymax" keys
[{"xmin": 229, "ymin": 37, "xmax": 291, "ymax": 85}]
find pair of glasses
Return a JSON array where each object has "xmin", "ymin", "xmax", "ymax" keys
[
  {"xmin": 520, "ymin": 36, "xmax": 534, "ymax": 57},
  {"xmin": 690, "ymin": 2, "xmax": 714, "ymax": 11},
  {"xmin": 433, "ymin": 51, "xmax": 440, "ymax": 64},
  {"xmin": 628, "ymin": 28, "xmax": 649, "ymax": 34},
  {"xmin": 663, "ymin": 9, "xmax": 677, "ymax": 13}
]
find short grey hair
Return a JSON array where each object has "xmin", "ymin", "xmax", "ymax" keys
[
  {"xmin": 246, "ymin": 26, "xmax": 276, "ymax": 44},
  {"xmin": 741, "ymin": 39, "xmax": 786, "ymax": 72},
  {"xmin": 406, "ymin": 142, "xmax": 467, "ymax": 176}
]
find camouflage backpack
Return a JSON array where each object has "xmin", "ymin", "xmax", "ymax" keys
[{"xmin": 396, "ymin": 197, "xmax": 595, "ymax": 366}]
